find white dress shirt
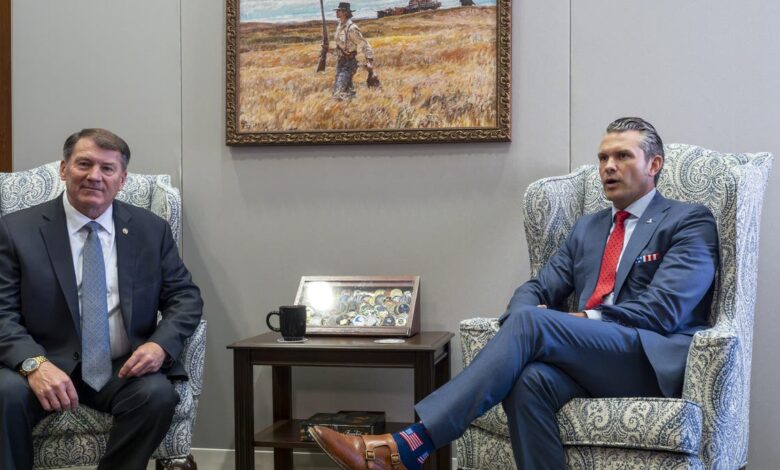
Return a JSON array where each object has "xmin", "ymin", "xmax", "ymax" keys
[
  {"xmin": 585, "ymin": 188, "xmax": 657, "ymax": 320},
  {"xmin": 63, "ymin": 196, "xmax": 131, "ymax": 359},
  {"xmin": 334, "ymin": 19, "xmax": 374, "ymax": 59}
]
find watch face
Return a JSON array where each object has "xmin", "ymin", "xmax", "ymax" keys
[{"xmin": 22, "ymin": 358, "xmax": 38, "ymax": 372}]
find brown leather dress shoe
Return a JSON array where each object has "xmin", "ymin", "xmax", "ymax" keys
[{"xmin": 310, "ymin": 425, "xmax": 409, "ymax": 470}]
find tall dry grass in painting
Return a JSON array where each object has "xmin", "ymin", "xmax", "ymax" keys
[{"xmin": 238, "ymin": 6, "xmax": 497, "ymax": 132}]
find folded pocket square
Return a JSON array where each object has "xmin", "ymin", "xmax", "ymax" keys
[{"xmin": 635, "ymin": 252, "xmax": 662, "ymax": 264}]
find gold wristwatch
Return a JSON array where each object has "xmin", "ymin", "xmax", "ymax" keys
[{"xmin": 19, "ymin": 356, "xmax": 48, "ymax": 376}]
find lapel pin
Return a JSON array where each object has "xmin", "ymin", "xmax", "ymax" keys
[
  {"xmin": 645, "ymin": 218, "xmax": 654, "ymax": 224},
  {"xmin": 122, "ymin": 228, "xmax": 129, "ymax": 235}
]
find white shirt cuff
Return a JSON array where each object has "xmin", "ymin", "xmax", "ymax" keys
[{"xmin": 584, "ymin": 309, "xmax": 602, "ymax": 321}]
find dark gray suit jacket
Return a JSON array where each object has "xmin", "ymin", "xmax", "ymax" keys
[
  {"xmin": 502, "ymin": 192, "xmax": 719, "ymax": 396},
  {"xmin": 0, "ymin": 195, "xmax": 203, "ymax": 379}
]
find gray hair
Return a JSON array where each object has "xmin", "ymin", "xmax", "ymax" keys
[
  {"xmin": 63, "ymin": 128, "xmax": 131, "ymax": 169},
  {"xmin": 606, "ymin": 117, "xmax": 664, "ymax": 183}
]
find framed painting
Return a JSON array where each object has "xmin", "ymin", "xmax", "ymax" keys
[
  {"xmin": 226, "ymin": 0, "xmax": 510, "ymax": 145},
  {"xmin": 294, "ymin": 276, "xmax": 420, "ymax": 336}
]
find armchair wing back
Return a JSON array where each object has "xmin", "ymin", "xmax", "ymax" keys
[
  {"xmin": 0, "ymin": 161, "xmax": 182, "ymax": 243},
  {"xmin": 0, "ymin": 161, "xmax": 204, "ymax": 469},
  {"xmin": 457, "ymin": 145, "xmax": 772, "ymax": 470}
]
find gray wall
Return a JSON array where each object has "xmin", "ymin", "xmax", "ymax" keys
[{"xmin": 11, "ymin": 0, "xmax": 780, "ymax": 467}]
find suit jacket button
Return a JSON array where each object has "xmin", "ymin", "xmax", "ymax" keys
[{"xmin": 73, "ymin": 352, "xmax": 80, "ymax": 360}]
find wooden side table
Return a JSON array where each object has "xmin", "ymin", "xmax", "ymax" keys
[{"xmin": 228, "ymin": 331, "xmax": 454, "ymax": 470}]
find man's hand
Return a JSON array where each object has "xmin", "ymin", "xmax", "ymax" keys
[
  {"xmin": 118, "ymin": 342, "xmax": 166, "ymax": 379},
  {"xmin": 538, "ymin": 304, "xmax": 585, "ymax": 317},
  {"xmin": 28, "ymin": 362, "xmax": 79, "ymax": 412}
]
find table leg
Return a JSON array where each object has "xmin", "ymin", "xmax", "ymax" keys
[
  {"xmin": 272, "ymin": 365, "xmax": 293, "ymax": 470},
  {"xmin": 434, "ymin": 343, "xmax": 452, "ymax": 470},
  {"xmin": 414, "ymin": 351, "xmax": 438, "ymax": 470},
  {"xmin": 233, "ymin": 350, "xmax": 255, "ymax": 470}
]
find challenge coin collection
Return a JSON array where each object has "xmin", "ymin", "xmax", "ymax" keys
[{"xmin": 305, "ymin": 288, "xmax": 413, "ymax": 328}]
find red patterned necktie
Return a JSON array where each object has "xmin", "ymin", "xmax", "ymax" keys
[{"xmin": 585, "ymin": 210, "xmax": 631, "ymax": 310}]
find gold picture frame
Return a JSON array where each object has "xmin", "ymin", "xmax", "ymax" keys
[
  {"xmin": 226, "ymin": 0, "xmax": 511, "ymax": 145},
  {"xmin": 294, "ymin": 276, "xmax": 420, "ymax": 336}
]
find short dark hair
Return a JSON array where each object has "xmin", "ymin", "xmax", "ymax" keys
[
  {"xmin": 606, "ymin": 117, "xmax": 664, "ymax": 184},
  {"xmin": 63, "ymin": 128, "xmax": 131, "ymax": 169}
]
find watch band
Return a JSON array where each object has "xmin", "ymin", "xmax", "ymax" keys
[{"xmin": 19, "ymin": 355, "xmax": 48, "ymax": 376}]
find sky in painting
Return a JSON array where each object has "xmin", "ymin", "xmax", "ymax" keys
[{"xmin": 241, "ymin": 0, "xmax": 496, "ymax": 23}]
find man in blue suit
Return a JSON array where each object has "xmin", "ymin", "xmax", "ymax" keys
[
  {"xmin": 0, "ymin": 129, "xmax": 203, "ymax": 470},
  {"xmin": 311, "ymin": 117, "xmax": 719, "ymax": 470}
]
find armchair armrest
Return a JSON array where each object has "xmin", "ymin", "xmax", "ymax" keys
[
  {"xmin": 682, "ymin": 326, "xmax": 744, "ymax": 468},
  {"xmin": 459, "ymin": 317, "xmax": 510, "ymax": 435},
  {"xmin": 153, "ymin": 319, "xmax": 207, "ymax": 460},
  {"xmin": 460, "ymin": 318, "xmax": 500, "ymax": 367},
  {"xmin": 179, "ymin": 319, "xmax": 207, "ymax": 396}
]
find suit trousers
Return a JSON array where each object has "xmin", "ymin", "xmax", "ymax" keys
[
  {"xmin": 415, "ymin": 306, "xmax": 664, "ymax": 470},
  {"xmin": 0, "ymin": 356, "xmax": 178, "ymax": 470}
]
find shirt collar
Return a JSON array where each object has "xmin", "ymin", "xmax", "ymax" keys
[
  {"xmin": 612, "ymin": 188, "xmax": 656, "ymax": 221},
  {"xmin": 62, "ymin": 195, "xmax": 114, "ymax": 236}
]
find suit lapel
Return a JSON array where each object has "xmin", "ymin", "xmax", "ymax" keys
[
  {"xmin": 39, "ymin": 195, "xmax": 81, "ymax": 337},
  {"xmin": 613, "ymin": 193, "xmax": 670, "ymax": 297},
  {"xmin": 579, "ymin": 209, "xmax": 613, "ymax": 309},
  {"xmin": 113, "ymin": 201, "xmax": 135, "ymax": 331}
]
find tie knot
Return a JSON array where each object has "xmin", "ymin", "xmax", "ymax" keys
[
  {"xmin": 84, "ymin": 221, "xmax": 101, "ymax": 234},
  {"xmin": 615, "ymin": 210, "xmax": 630, "ymax": 225}
]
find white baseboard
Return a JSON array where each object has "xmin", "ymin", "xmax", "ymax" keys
[
  {"xmin": 190, "ymin": 448, "xmax": 458, "ymax": 470},
  {"xmin": 53, "ymin": 448, "xmax": 457, "ymax": 470},
  {"xmin": 190, "ymin": 448, "xmax": 331, "ymax": 470},
  {"xmin": 51, "ymin": 450, "xmax": 338, "ymax": 470}
]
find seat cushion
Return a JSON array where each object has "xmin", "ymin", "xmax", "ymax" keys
[
  {"xmin": 565, "ymin": 445, "xmax": 703, "ymax": 470},
  {"xmin": 32, "ymin": 380, "xmax": 196, "ymax": 468},
  {"xmin": 455, "ymin": 424, "xmax": 704, "ymax": 470},
  {"xmin": 456, "ymin": 424, "xmax": 516, "ymax": 470},
  {"xmin": 468, "ymin": 396, "xmax": 702, "ymax": 456},
  {"xmin": 32, "ymin": 405, "xmax": 113, "ymax": 437},
  {"xmin": 557, "ymin": 397, "xmax": 703, "ymax": 455}
]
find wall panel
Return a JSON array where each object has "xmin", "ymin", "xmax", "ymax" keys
[
  {"xmin": 0, "ymin": 0, "xmax": 10, "ymax": 171},
  {"xmin": 570, "ymin": 2, "xmax": 780, "ymax": 467},
  {"xmin": 11, "ymin": 0, "xmax": 181, "ymax": 176},
  {"xmin": 180, "ymin": 0, "xmax": 571, "ymax": 448}
]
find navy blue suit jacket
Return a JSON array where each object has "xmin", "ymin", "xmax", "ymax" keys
[
  {"xmin": 0, "ymin": 195, "xmax": 203, "ymax": 379},
  {"xmin": 502, "ymin": 192, "xmax": 718, "ymax": 396}
]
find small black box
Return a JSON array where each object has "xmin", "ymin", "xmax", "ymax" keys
[{"xmin": 300, "ymin": 411, "xmax": 386, "ymax": 442}]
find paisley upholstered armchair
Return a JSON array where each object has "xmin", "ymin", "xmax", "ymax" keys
[
  {"xmin": 456, "ymin": 145, "xmax": 772, "ymax": 469},
  {"xmin": 0, "ymin": 161, "xmax": 207, "ymax": 470}
]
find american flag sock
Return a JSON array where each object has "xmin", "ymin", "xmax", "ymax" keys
[{"xmin": 391, "ymin": 422, "xmax": 435, "ymax": 470}]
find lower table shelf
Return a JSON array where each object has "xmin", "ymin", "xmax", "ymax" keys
[
  {"xmin": 254, "ymin": 419, "xmax": 408, "ymax": 449},
  {"xmin": 230, "ymin": 332, "xmax": 453, "ymax": 469}
]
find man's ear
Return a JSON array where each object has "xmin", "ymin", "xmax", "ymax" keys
[
  {"xmin": 648, "ymin": 154, "xmax": 663, "ymax": 176},
  {"xmin": 59, "ymin": 160, "xmax": 67, "ymax": 181}
]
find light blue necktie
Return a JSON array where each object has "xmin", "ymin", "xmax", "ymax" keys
[{"xmin": 81, "ymin": 221, "xmax": 112, "ymax": 391}]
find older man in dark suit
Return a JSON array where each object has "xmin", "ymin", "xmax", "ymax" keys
[
  {"xmin": 310, "ymin": 117, "xmax": 719, "ymax": 470},
  {"xmin": 0, "ymin": 129, "xmax": 203, "ymax": 470}
]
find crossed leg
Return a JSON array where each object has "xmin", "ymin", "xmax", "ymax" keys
[{"xmin": 415, "ymin": 306, "xmax": 662, "ymax": 468}]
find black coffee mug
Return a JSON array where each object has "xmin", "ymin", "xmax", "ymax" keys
[{"xmin": 267, "ymin": 305, "xmax": 307, "ymax": 341}]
